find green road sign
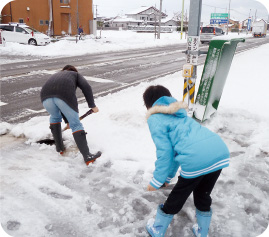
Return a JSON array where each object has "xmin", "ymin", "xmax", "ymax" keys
[
  {"xmin": 211, "ymin": 13, "xmax": 229, "ymax": 19},
  {"xmin": 193, "ymin": 38, "xmax": 245, "ymax": 122}
]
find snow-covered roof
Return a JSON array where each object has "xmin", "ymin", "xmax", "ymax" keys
[
  {"xmin": 112, "ymin": 18, "xmax": 177, "ymax": 24},
  {"xmin": 126, "ymin": 6, "xmax": 166, "ymax": 17},
  {"xmin": 111, "ymin": 17, "xmax": 143, "ymax": 23},
  {"xmin": 161, "ymin": 18, "xmax": 178, "ymax": 23},
  {"xmin": 255, "ymin": 18, "xmax": 267, "ymax": 23},
  {"xmin": 230, "ymin": 17, "xmax": 239, "ymax": 22},
  {"xmin": 127, "ymin": 6, "xmax": 151, "ymax": 15}
]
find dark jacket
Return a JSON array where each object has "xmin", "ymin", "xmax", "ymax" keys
[
  {"xmin": 78, "ymin": 27, "xmax": 83, "ymax": 34},
  {"xmin": 40, "ymin": 70, "xmax": 96, "ymax": 112}
]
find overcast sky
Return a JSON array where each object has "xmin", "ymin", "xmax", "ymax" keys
[{"xmin": 94, "ymin": 0, "xmax": 268, "ymax": 24}]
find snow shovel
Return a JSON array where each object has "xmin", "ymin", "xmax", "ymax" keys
[{"xmin": 37, "ymin": 109, "xmax": 94, "ymax": 145}]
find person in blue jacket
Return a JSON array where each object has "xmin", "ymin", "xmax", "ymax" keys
[{"xmin": 143, "ymin": 85, "xmax": 230, "ymax": 237}]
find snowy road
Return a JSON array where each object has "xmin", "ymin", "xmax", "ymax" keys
[
  {"xmin": 1, "ymin": 36, "xmax": 269, "ymax": 124},
  {"xmin": 0, "ymin": 44, "xmax": 194, "ymax": 123}
]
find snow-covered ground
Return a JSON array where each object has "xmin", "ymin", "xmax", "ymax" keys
[
  {"xmin": 0, "ymin": 31, "xmax": 268, "ymax": 237},
  {"xmin": 0, "ymin": 30, "xmax": 187, "ymax": 60},
  {"xmin": 0, "ymin": 30, "xmax": 253, "ymax": 61}
]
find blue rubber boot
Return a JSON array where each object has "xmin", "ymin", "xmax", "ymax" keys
[
  {"xmin": 146, "ymin": 204, "xmax": 174, "ymax": 237},
  {"xmin": 192, "ymin": 208, "xmax": 212, "ymax": 237}
]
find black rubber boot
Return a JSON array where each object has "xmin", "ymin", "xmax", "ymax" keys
[
  {"xmin": 73, "ymin": 130, "xmax": 102, "ymax": 165},
  {"xmin": 50, "ymin": 123, "xmax": 65, "ymax": 154}
]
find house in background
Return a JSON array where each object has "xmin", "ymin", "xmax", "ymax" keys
[
  {"xmin": 1, "ymin": 0, "xmax": 93, "ymax": 36},
  {"xmin": 161, "ymin": 18, "xmax": 178, "ymax": 27},
  {"xmin": 241, "ymin": 18, "xmax": 269, "ymax": 31},
  {"xmin": 108, "ymin": 6, "xmax": 179, "ymax": 30},
  {"xmin": 125, "ymin": 6, "xmax": 167, "ymax": 24},
  {"xmin": 229, "ymin": 18, "xmax": 240, "ymax": 29},
  {"xmin": 109, "ymin": 16, "xmax": 143, "ymax": 28}
]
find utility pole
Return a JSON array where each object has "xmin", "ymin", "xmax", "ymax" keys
[
  {"xmin": 181, "ymin": 0, "xmax": 185, "ymax": 39},
  {"xmin": 185, "ymin": 9, "xmax": 188, "ymax": 39},
  {"xmin": 76, "ymin": 0, "xmax": 79, "ymax": 34},
  {"xmin": 183, "ymin": 0, "xmax": 202, "ymax": 108},
  {"xmin": 226, "ymin": 0, "xmax": 231, "ymax": 35},
  {"xmin": 158, "ymin": 0, "xmax": 163, "ymax": 39},
  {"xmin": 254, "ymin": 9, "xmax": 257, "ymax": 21},
  {"xmin": 9, "ymin": 2, "xmax": 13, "ymax": 22},
  {"xmin": 154, "ymin": 11, "xmax": 157, "ymax": 39},
  {"xmin": 188, "ymin": 0, "xmax": 202, "ymax": 39},
  {"xmin": 48, "ymin": 0, "xmax": 53, "ymax": 36},
  {"xmin": 95, "ymin": 5, "xmax": 98, "ymax": 20}
]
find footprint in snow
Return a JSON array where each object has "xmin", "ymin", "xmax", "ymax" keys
[
  {"xmin": 132, "ymin": 198, "xmax": 151, "ymax": 220},
  {"xmin": 6, "ymin": 220, "xmax": 21, "ymax": 231},
  {"xmin": 133, "ymin": 170, "xmax": 144, "ymax": 184},
  {"xmin": 39, "ymin": 187, "xmax": 72, "ymax": 200},
  {"xmin": 230, "ymin": 151, "xmax": 245, "ymax": 158}
]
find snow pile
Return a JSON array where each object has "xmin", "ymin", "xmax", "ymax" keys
[
  {"xmin": 0, "ymin": 30, "xmax": 187, "ymax": 58},
  {"xmin": 0, "ymin": 31, "xmax": 253, "ymax": 59},
  {"xmin": 212, "ymin": 33, "xmax": 253, "ymax": 41},
  {"xmin": 0, "ymin": 42, "xmax": 269, "ymax": 236}
]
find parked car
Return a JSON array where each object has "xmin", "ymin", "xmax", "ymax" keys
[
  {"xmin": 200, "ymin": 26, "xmax": 224, "ymax": 44},
  {"xmin": 0, "ymin": 23, "xmax": 50, "ymax": 46}
]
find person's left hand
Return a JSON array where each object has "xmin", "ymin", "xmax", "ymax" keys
[{"xmin": 147, "ymin": 184, "xmax": 157, "ymax": 191}]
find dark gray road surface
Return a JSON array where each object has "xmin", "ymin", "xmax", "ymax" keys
[{"xmin": 1, "ymin": 36, "xmax": 268, "ymax": 124}]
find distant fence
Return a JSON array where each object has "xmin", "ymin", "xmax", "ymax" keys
[
  {"xmin": 128, "ymin": 25, "xmax": 176, "ymax": 32},
  {"xmin": 98, "ymin": 27, "xmax": 128, "ymax": 31}
]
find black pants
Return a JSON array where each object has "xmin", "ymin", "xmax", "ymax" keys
[{"xmin": 162, "ymin": 169, "xmax": 222, "ymax": 215}]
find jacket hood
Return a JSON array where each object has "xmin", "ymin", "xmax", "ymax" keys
[{"xmin": 146, "ymin": 96, "xmax": 188, "ymax": 119}]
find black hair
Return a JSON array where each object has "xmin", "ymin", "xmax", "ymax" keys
[
  {"xmin": 143, "ymin": 85, "xmax": 172, "ymax": 109},
  {"xmin": 62, "ymin": 65, "xmax": 78, "ymax": 72}
]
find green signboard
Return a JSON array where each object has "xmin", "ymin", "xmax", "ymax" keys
[
  {"xmin": 193, "ymin": 38, "xmax": 245, "ymax": 122},
  {"xmin": 211, "ymin": 13, "xmax": 229, "ymax": 19}
]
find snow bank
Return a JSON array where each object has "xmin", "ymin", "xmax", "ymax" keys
[
  {"xmin": 0, "ymin": 31, "xmax": 253, "ymax": 59},
  {"xmin": 0, "ymin": 30, "xmax": 187, "ymax": 58},
  {"xmin": 0, "ymin": 39, "xmax": 268, "ymax": 236}
]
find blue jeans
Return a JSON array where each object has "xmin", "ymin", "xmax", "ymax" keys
[{"xmin": 43, "ymin": 98, "xmax": 84, "ymax": 133}]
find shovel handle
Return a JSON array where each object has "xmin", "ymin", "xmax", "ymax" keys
[
  {"xmin": 63, "ymin": 109, "xmax": 94, "ymax": 131},
  {"xmin": 79, "ymin": 109, "xmax": 94, "ymax": 120}
]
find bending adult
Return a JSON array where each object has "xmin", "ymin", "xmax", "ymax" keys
[{"xmin": 40, "ymin": 65, "xmax": 101, "ymax": 165}]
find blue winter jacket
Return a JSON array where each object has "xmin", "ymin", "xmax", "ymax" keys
[{"xmin": 147, "ymin": 96, "xmax": 230, "ymax": 189}]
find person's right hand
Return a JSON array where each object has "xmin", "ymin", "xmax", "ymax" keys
[
  {"xmin": 92, "ymin": 107, "xmax": 99, "ymax": 113},
  {"xmin": 147, "ymin": 184, "xmax": 157, "ymax": 191}
]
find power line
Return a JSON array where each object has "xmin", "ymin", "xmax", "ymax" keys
[
  {"xmin": 202, "ymin": 4, "xmax": 227, "ymax": 10},
  {"xmin": 203, "ymin": 3, "xmax": 267, "ymax": 19},
  {"xmin": 230, "ymin": 9, "xmax": 250, "ymax": 17}
]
